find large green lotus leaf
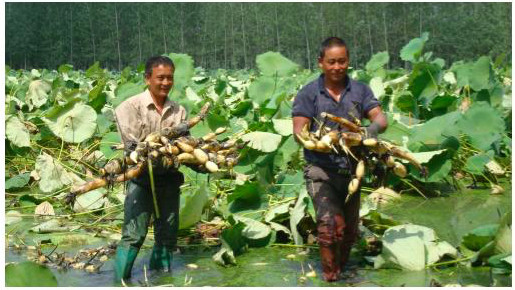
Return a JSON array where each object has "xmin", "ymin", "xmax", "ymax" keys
[
  {"xmin": 488, "ymin": 253, "xmax": 512, "ymax": 275},
  {"xmin": 26, "ymin": 79, "xmax": 52, "ymax": 111},
  {"xmin": 256, "ymin": 52, "xmax": 301, "ymax": 77},
  {"xmin": 464, "ymin": 154, "xmax": 491, "ymax": 175},
  {"xmin": 6, "ymin": 115, "xmax": 31, "ymax": 148},
  {"xmin": 212, "ymin": 245, "xmax": 237, "ymax": 267},
  {"xmin": 234, "ymin": 215, "xmax": 272, "ymax": 241},
  {"xmin": 99, "ymin": 132, "xmax": 122, "ymax": 160},
  {"xmin": 361, "ymin": 210, "xmax": 400, "ymax": 235},
  {"xmin": 289, "ymin": 187, "xmax": 310, "ymax": 245},
  {"xmin": 5, "ymin": 172, "xmax": 31, "ymax": 190},
  {"xmin": 35, "ymin": 153, "xmax": 75, "ymax": 193},
  {"xmin": 494, "ymin": 211, "xmax": 511, "ymax": 254},
  {"xmin": 248, "ymin": 76, "xmax": 276, "ymax": 105},
  {"xmin": 366, "ymin": 51, "xmax": 390, "ymax": 72},
  {"xmin": 264, "ymin": 202, "xmax": 292, "ymax": 222},
  {"xmin": 400, "ymin": 32, "xmax": 429, "ymax": 63},
  {"xmin": 410, "ymin": 150, "xmax": 452, "ymax": 182},
  {"xmin": 272, "ymin": 119, "xmax": 293, "ymax": 136},
  {"xmin": 275, "ymin": 136, "xmax": 301, "ymax": 169},
  {"xmin": 179, "ymin": 181, "xmax": 209, "ymax": 229},
  {"xmin": 6, "ymin": 261, "xmax": 58, "ymax": 286},
  {"xmin": 73, "ymin": 188, "xmax": 107, "ymax": 213},
  {"xmin": 407, "ymin": 149, "xmax": 447, "ymax": 164},
  {"xmin": 380, "ymin": 114, "xmax": 412, "ymax": 145},
  {"xmin": 241, "ymin": 131, "xmax": 282, "ymax": 153},
  {"xmin": 220, "ymin": 220, "xmax": 247, "ymax": 256},
  {"xmin": 394, "ymin": 91, "xmax": 417, "ymax": 113},
  {"xmin": 374, "ymin": 224, "xmax": 457, "ymax": 271},
  {"xmin": 430, "ymin": 93, "xmax": 458, "ymax": 110},
  {"xmin": 456, "ymin": 102, "xmax": 505, "ymax": 151},
  {"xmin": 228, "ymin": 181, "xmax": 263, "ymax": 204},
  {"xmin": 111, "ymin": 82, "xmax": 145, "ymax": 108},
  {"xmin": 408, "ymin": 62, "xmax": 441, "ymax": 105},
  {"xmin": 461, "ymin": 224, "xmax": 499, "ymax": 252},
  {"xmin": 207, "ymin": 111, "xmax": 230, "ymax": 131},
  {"xmin": 452, "ymin": 56, "xmax": 492, "ymax": 91},
  {"xmin": 44, "ymin": 103, "xmax": 97, "ymax": 143},
  {"xmin": 268, "ymin": 221, "xmax": 292, "ymax": 239},
  {"xmin": 408, "ymin": 111, "xmax": 461, "ymax": 152},
  {"xmin": 369, "ymin": 77, "xmax": 385, "ymax": 99},
  {"xmin": 96, "ymin": 113, "xmax": 113, "ymax": 136},
  {"xmin": 169, "ymin": 53, "xmax": 195, "ymax": 99}
]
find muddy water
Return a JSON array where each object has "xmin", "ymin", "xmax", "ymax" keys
[{"xmin": 5, "ymin": 185, "xmax": 511, "ymax": 287}]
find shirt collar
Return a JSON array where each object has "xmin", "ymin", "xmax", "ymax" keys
[
  {"xmin": 142, "ymin": 89, "xmax": 175, "ymax": 111},
  {"xmin": 318, "ymin": 74, "xmax": 351, "ymax": 95}
]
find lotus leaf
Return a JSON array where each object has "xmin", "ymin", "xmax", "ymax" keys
[
  {"xmin": 464, "ymin": 154, "xmax": 490, "ymax": 175},
  {"xmin": 494, "ymin": 211, "xmax": 511, "ymax": 254},
  {"xmin": 44, "ymin": 103, "xmax": 97, "ymax": 143},
  {"xmin": 408, "ymin": 62, "xmax": 441, "ymax": 105},
  {"xmin": 289, "ymin": 187, "xmax": 310, "ymax": 245},
  {"xmin": 6, "ymin": 261, "xmax": 58, "ymax": 286},
  {"xmin": 179, "ymin": 182, "xmax": 209, "ymax": 229},
  {"xmin": 241, "ymin": 131, "xmax": 282, "ymax": 153},
  {"xmin": 272, "ymin": 119, "xmax": 293, "ymax": 136},
  {"xmin": 26, "ymin": 79, "xmax": 51, "ymax": 110},
  {"xmin": 6, "ymin": 115, "xmax": 31, "ymax": 147},
  {"xmin": 35, "ymin": 153, "xmax": 76, "ymax": 193},
  {"xmin": 234, "ymin": 215, "xmax": 272, "ymax": 242},
  {"xmin": 256, "ymin": 51, "xmax": 301, "ymax": 77},
  {"xmin": 456, "ymin": 102, "xmax": 505, "ymax": 151},
  {"xmin": 452, "ymin": 56, "xmax": 492, "ymax": 91},
  {"xmin": 366, "ymin": 51, "xmax": 390, "ymax": 72},
  {"xmin": 369, "ymin": 77, "xmax": 385, "ymax": 99},
  {"xmin": 5, "ymin": 172, "xmax": 31, "ymax": 190},
  {"xmin": 410, "ymin": 150, "xmax": 452, "ymax": 182},
  {"xmin": 461, "ymin": 224, "xmax": 499, "ymax": 252},
  {"xmin": 73, "ymin": 188, "xmax": 107, "ymax": 213},
  {"xmin": 169, "ymin": 53, "xmax": 195, "ymax": 99},
  {"xmin": 408, "ymin": 111, "xmax": 461, "ymax": 151},
  {"xmin": 99, "ymin": 132, "xmax": 122, "ymax": 159},
  {"xmin": 374, "ymin": 224, "xmax": 458, "ymax": 271},
  {"xmin": 248, "ymin": 76, "xmax": 276, "ymax": 105},
  {"xmin": 111, "ymin": 82, "xmax": 145, "ymax": 108},
  {"xmin": 264, "ymin": 202, "xmax": 292, "ymax": 222},
  {"xmin": 400, "ymin": 32, "xmax": 429, "ymax": 63}
]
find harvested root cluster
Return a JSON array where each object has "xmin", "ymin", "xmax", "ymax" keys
[
  {"xmin": 296, "ymin": 112, "xmax": 428, "ymax": 203},
  {"xmin": 68, "ymin": 102, "xmax": 244, "ymax": 199}
]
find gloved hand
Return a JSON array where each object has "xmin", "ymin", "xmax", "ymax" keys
[{"xmin": 362, "ymin": 122, "xmax": 381, "ymax": 139}]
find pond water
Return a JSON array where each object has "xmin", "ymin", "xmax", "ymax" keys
[{"xmin": 5, "ymin": 185, "xmax": 511, "ymax": 287}]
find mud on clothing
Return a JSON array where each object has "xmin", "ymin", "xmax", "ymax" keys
[
  {"xmin": 292, "ymin": 74, "xmax": 379, "ymax": 281},
  {"xmin": 113, "ymin": 89, "xmax": 187, "ymax": 280}
]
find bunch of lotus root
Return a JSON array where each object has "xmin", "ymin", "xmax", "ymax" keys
[
  {"xmin": 296, "ymin": 112, "xmax": 427, "ymax": 203},
  {"xmin": 69, "ymin": 102, "xmax": 243, "ymax": 198}
]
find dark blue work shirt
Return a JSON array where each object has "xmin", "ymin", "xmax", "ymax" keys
[{"xmin": 292, "ymin": 74, "xmax": 380, "ymax": 170}]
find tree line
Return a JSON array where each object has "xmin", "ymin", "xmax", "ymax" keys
[{"xmin": 5, "ymin": 2, "xmax": 512, "ymax": 71}]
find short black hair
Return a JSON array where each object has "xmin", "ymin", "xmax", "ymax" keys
[
  {"xmin": 145, "ymin": 55, "xmax": 175, "ymax": 77},
  {"xmin": 319, "ymin": 37, "xmax": 349, "ymax": 58}
]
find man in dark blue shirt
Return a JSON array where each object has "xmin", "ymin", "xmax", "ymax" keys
[{"xmin": 292, "ymin": 37, "xmax": 387, "ymax": 282}]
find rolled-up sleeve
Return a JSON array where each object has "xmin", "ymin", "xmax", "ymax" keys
[{"xmin": 292, "ymin": 87, "xmax": 315, "ymax": 118}]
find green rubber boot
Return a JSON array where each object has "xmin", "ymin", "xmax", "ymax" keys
[
  {"xmin": 114, "ymin": 245, "xmax": 139, "ymax": 283},
  {"xmin": 149, "ymin": 245, "xmax": 173, "ymax": 272}
]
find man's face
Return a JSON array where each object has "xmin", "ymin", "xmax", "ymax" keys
[
  {"xmin": 318, "ymin": 46, "xmax": 349, "ymax": 84},
  {"xmin": 145, "ymin": 64, "xmax": 174, "ymax": 100}
]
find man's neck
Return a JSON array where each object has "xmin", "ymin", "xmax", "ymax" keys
[{"xmin": 149, "ymin": 92, "xmax": 166, "ymax": 114}]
